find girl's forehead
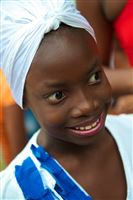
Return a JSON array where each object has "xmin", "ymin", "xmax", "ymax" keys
[{"xmin": 31, "ymin": 26, "xmax": 97, "ymax": 73}]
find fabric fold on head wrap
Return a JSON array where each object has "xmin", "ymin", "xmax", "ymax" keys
[{"xmin": 0, "ymin": 0, "xmax": 96, "ymax": 108}]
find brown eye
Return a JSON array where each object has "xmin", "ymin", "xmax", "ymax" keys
[
  {"xmin": 47, "ymin": 91, "xmax": 65, "ymax": 104},
  {"xmin": 88, "ymin": 71, "xmax": 101, "ymax": 85}
]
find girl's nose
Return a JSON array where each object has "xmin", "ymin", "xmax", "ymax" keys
[{"xmin": 70, "ymin": 91, "xmax": 99, "ymax": 118}]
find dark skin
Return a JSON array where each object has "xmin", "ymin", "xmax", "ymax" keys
[
  {"xmin": 25, "ymin": 26, "xmax": 126, "ymax": 199},
  {"xmin": 77, "ymin": 0, "xmax": 133, "ymax": 114},
  {"xmin": 4, "ymin": 104, "xmax": 27, "ymax": 160}
]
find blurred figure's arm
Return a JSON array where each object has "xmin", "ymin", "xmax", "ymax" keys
[
  {"xmin": 1, "ymin": 69, "xmax": 27, "ymax": 163},
  {"xmin": 103, "ymin": 67, "xmax": 133, "ymax": 97},
  {"xmin": 4, "ymin": 104, "xmax": 27, "ymax": 159},
  {"xmin": 108, "ymin": 94, "xmax": 133, "ymax": 115}
]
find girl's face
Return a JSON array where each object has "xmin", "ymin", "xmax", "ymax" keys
[{"xmin": 25, "ymin": 26, "xmax": 112, "ymax": 146}]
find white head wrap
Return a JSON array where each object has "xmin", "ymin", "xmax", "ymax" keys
[{"xmin": 0, "ymin": 0, "xmax": 96, "ymax": 108}]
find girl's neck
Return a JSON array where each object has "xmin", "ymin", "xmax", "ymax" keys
[{"xmin": 37, "ymin": 128, "xmax": 112, "ymax": 159}]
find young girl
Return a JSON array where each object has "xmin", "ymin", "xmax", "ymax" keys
[{"xmin": 0, "ymin": 0, "xmax": 132, "ymax": 199}]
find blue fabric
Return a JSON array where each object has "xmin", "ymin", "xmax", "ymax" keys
[
  {"xmin": 15, "ymin": 157, "xmax": 55, "ymax": 200},
  {"xmin": 31, "ymin": 145, "xmax": 93, "ymax": 200},
  {"xmin": 15, "ymin": 145, "xmax": 93, "ymax": 199}
]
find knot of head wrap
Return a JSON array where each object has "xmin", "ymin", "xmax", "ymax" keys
[
  {"xmin": 0, "ymin": 0, "xmax": 96, "ymax": 108},
  {"xmin": 40, "ymin": 10, "xmax": 61, "ymax": 32}
]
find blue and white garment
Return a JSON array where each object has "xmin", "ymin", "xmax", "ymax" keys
[
  {"xmin": 14, "ymin": 145, "xmax": 92, "ymax": 200},
  {"xmin": 0, "ymin": 114, "xmax": 133, "ymax": 199}
]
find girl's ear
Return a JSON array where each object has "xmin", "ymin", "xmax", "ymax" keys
[
  {"xmin": 23, "ymin": 101, "xmax": 28, "ymax": 110},
  {"xmin": 23, "ymin": 89, "xmax": 29, "ymax": 110},
  {"xmin": 23, "ymin": 99, "xmax": 28, "ymax": 110}
]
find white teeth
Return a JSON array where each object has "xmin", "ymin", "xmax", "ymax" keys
[
  {"xmin": 74, "ymin": 118, "xmax": 100, "ymax": 131},
  {"xmin": 92, "ymin": 122, "xmax": 97, "ymax": 127},
  {"xmin": 85, "ymin": 125, "xmax": 92, "ymax": 130}
]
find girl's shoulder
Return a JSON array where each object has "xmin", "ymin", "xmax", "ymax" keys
[
  {"xmin": 106, "ymin": 114, "xmax": 133, "ymax": 131},
  {"xmin": 105, "ymin": 114, "xmax": 132, "ymax": 160},
  {"xmin": 106, "ymin": 114, "xmax": 133, "ymax": 139},
  {"xmin": 106, "ymin": 114, "xmax": 133, "ymax": 199}
]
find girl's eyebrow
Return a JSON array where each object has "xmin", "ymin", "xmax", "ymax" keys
[
  {"xmin": 34, "ymin": 82, "xmax": 67, "ymax": 97},
  {"xmin": 44, "ymin": 82, "xmax": 67, "ymax": 89}
]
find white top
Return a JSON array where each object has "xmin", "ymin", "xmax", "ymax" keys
[{"xmin": 0, "ymin": 114, "xmax": 133, "ymax": 199}]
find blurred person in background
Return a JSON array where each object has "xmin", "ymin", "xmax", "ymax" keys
[
  {"xmin": 0, "ymin": 70, "xmax": 27, "ymax": 170},
  {"xmin": 109, "ymin": 39, "xmax": 133, "ymax": 114},
  {"xmin": 77, "ymin": 0, "xmax": 133, "ymax": 114}
]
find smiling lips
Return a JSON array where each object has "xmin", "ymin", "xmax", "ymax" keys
[{"xmin": 69, "ymin": 113, "xmax": 104, "ymax": 137}]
